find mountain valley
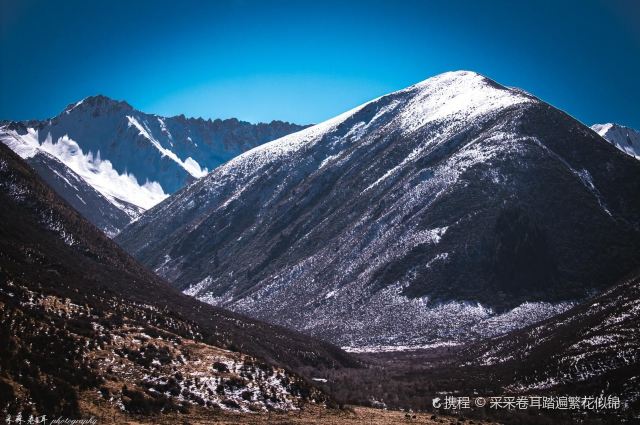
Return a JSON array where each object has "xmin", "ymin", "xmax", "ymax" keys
[{"xmin": 0, "ymin": 142, "xmax": 355, "ymax": 419}]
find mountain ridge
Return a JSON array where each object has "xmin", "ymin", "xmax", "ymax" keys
[
  {"xmin": 0, "ymin": 96, "xmax": 308, "ymax": 235},
  {"xmin": 117, "ymin": 70, "xmax": 640, "ymax": 347}
]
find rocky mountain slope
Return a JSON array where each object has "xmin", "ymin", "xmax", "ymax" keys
[
  {"xmin": 463, "ymin": 266, "xmax": 640, "ymax": 406},
  {"xmin": 0, "ymin": 96, "xmax": 307, "ymax": 234},
  {"xmin": 7, "ymin": 142, "xmax": 133, "ymax": 236},
  {"xmin": 0, "ymin": 143, "xmax": 356, "ymax": 419},
  {"xmin": 117, "ymin": 71, "xmax": 640, "ymax": 347},
  {"xmin": 591, "ymin": 123, "xmax": 640, "ymax": 160}
]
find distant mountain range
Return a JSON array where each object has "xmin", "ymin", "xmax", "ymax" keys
[
  {"xmin": 0, "ymin": 96, "xmax": 307, "ymax": 235},
  {"xmin": 591, "ymin": 123, "xmax": 640, "ymax": 160},
  {"xmin": 0, "ymin": 141, "xmax": 354, "ymax": 417},
  {"xmin": 116, "ymin": 71, "xmax": 640, "ymax": 348}
]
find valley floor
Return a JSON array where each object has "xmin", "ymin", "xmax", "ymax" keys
[{"xmin": 79, "ymin": 403, "xmax": 477, "ymax": 424}]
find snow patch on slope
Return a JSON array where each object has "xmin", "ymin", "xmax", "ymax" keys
[
  {"xmin": 397, "ymin": 71, "xmax": 532, "ymax": 134},
  {"xmin": 0, "ymin": 126, "xmax": 167, "ymax": 212},
  {"xmin": 127, "ymin": 116, "xmax": 208, "ymax": 178},
  {"xmin": 591, "ymin": 123, "xmax": 640, "ymax": 160}
]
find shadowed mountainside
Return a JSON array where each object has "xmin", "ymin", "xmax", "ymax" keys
[{"xmin": 0, "ymin": 142, "xmax": 357, "ymax": 417}]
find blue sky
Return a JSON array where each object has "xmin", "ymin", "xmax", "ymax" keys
[{"xmin": 1, "ymin": 0, "xmax": 639, "ymax": 128}]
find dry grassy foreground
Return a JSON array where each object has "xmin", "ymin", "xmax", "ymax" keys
[{"xmin": 80, "ymin": 401, "xmax": 498, "ymax": 424}]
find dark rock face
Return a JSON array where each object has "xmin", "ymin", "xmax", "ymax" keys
[{"xmin": 117, "ymin": 71, "xmax": 640, "ymax": 347}]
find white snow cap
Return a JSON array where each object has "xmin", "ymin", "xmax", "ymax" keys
[{"xmin": 212, "ymin": 70, "xmax": 532, "ymax": 179}]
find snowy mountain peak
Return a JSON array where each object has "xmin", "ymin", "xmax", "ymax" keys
[
  {"xmin": 591, "ymin": 122, "xmax": 640, "ymax": 160},
  {"xmin": 208, "ymin": 70, "xmax": 534, "ymax": 182},
  {"xmin": 397, "ymin": 70, "xmax": 532, "ymax": 129},
  {"xmin": 2, "ymin": 98, "xmax": 307, "ymax": 236},
  {"xmin": 409, "ymin": 70, "xmax": 515, "ymax": 96},
  {"xmin": 591, "ymin": 122, "xmax": 614, "ymax": 133},
  {"xmin": 63, "ymin": 94, "xmax": 133, "ymax": 115},
  {"xmin": 412, "ymin": 69, "xmax": 490, "ymax": 87}
]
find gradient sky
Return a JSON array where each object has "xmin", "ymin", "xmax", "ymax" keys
[{"xmin": 1, "ymin": 0, "xmax": 639, "ymax": 128}]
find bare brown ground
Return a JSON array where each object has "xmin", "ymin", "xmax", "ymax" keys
[{"xmin": 79, "ymin": 400, "xmax": 500, "ymax": 425}]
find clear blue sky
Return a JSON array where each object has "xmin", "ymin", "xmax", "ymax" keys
[{"xmin": 1, "ymin": 0, "xmax": 639, "ymax": 128}]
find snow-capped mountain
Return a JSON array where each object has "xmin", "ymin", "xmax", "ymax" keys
[
  {"xmin": 0, "ymin": 96, "xmax": 307, "ymax": 235},
  {"xmin": 591, "ymin": 122, "xmax": 640, "ymax": 160},
  {"xmin": 116, "ymin": 71, "xmax": 640, "ymax": 347}
]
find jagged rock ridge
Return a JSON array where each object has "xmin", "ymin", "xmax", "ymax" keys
[{"xmin": 0, "ymin": 96, "xmax": 307, "ymax": 235}]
